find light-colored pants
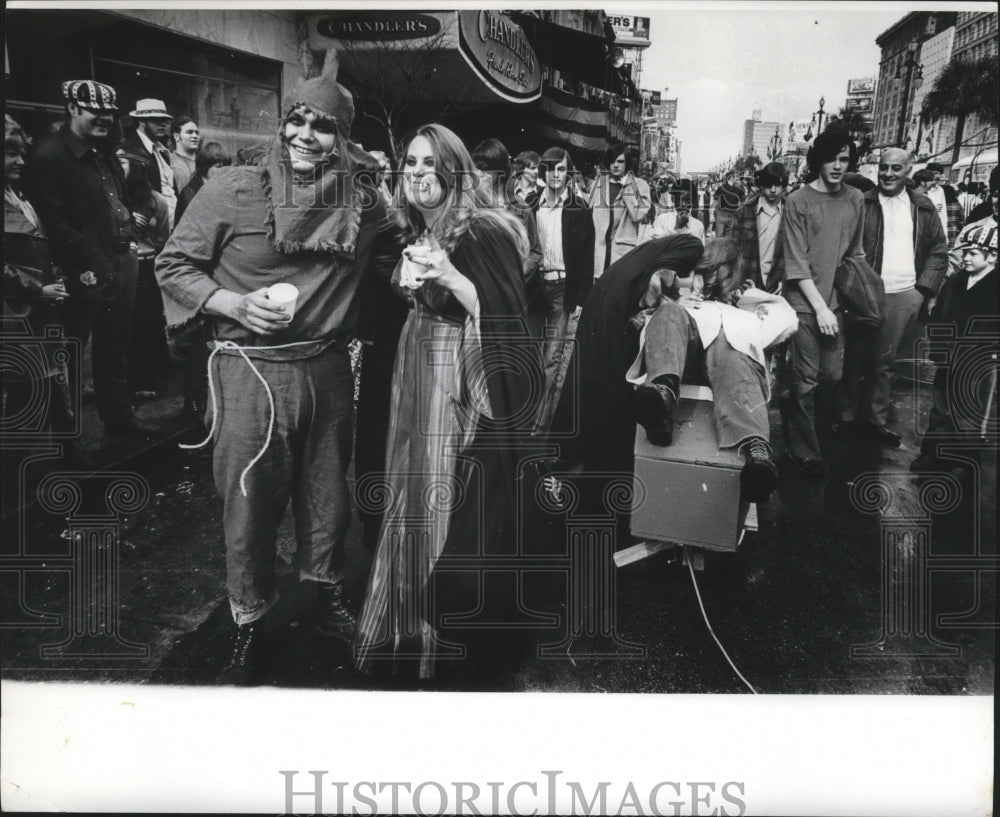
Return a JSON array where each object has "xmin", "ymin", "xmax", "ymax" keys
[
  {"xmin": 839, "ymin": 287, "xmax": 923, "ymax": 426},
  {"xmin": 644, "ymin": 299, "xmax": 769, "ymax": 449}
]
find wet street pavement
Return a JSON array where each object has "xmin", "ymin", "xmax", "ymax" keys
[{"xmin": 1, "ymin": 370, "xmax": 995, "ymax": 695}]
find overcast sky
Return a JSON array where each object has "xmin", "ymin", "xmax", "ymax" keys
[{"xmin": 628, "ymin": 1, "xmax": 993, "ymax": 171}]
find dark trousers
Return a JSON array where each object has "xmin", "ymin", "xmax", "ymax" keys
[
  {"xmin": 60, "ymin": 250, "xmax": 139, "ymax": 425},
  {"xmin": 784, "ymin": 310, "xmax": 844, "ymax": 460},
  {"xmin": 644, "ymin": 299, "xmax": 769, "ymax": 449},
  {"xmin": 128, "ymin": 256, "xmax": 170, "ymax": 392}
]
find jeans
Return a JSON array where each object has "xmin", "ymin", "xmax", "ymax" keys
[
  {"xmin": 839, "ymin": 287, "xmax": 923, "ymax": 427},
  {"xmin": 211, "ymin": 343, "xmax": 354, "ymax": 625},
  {"xmin": 714, "ymin": 209, "xmax": 738, "ymax": 238},
  {"xmin": 644, "ymin": 299, "xmax": 769, "ymax": 449},
  {"xmin": 540, "ymin": 279, "xmax": 570, "ymax": 386},
  {"xmin": 785, "ymin": 310, "xmax": 844, "ymax": 460}
]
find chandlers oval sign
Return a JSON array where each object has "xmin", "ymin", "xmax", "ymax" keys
[
  {"xmin": 457, "ymin": 11, "xmax": 542, "ymax": 103},
  {"xmin": 315, "ymin": 12, "xmax": 442, "ymax": 41}
]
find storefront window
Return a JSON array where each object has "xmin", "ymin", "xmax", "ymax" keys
[{"xmin": 5, "ymin": 11, "xmax": 281, "ymax": 154}]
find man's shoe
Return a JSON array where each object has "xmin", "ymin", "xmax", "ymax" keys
[
  {"xmin": 864, "ymin": 423, "xmax": 901, "ymax": 447},
  {"xmin": 830, "ymin": 419, "xmax": 855, "ymax": 436},
  {"xmin": 218, "ymin": 621, "xmax": 267, "ymax": 684},
  {"xmin": 739, "ymin": 437, "xmax": 779, "ymax": 503},
  {"xmin": 104, "ymin": 416, "xmax": 163, "ymax": 437},
  {"xmin": 789, "ymin": 454, "xmax": 827, "ymax": 477},
  {"xmin": 634, "ymin": 381, "xmax": 676, "ymax": 446},
  {"xmin": 910, "ymin": 452, "xmax": 939, "ymax": 473},
  {"xmin": 315, "ymin": 583, "xmax": 357, "ymax": 644}
]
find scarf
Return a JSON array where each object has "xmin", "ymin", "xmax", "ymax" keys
[{"xmin": 260, "ymin": 132, "xmax": 377, "ymax": 258}]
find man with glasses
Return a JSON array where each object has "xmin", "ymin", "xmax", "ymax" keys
[{"xmin": 24, "ymin": 79, "xmax": 157, "ymax": 437}]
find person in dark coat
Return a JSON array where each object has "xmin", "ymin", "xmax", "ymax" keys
[
  {"xmin": 23, "ymin": 79, "xmax": 154, "ymax": 437},
  {"xmin": 911, "ymin": 222, "xmax": 998, "ymax": 479},
  {"xmin": 551, "ymin": 233, "xmax": 704, "ymax": 476}
]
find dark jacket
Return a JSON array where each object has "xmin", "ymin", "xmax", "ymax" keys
[
  {"xmin": 536, "ymin": 188, "xmax": 596, "ymax": 311},
  {"xmin": 22, "ymin": 125, "xmax": 133, "ymax": 299},
  {"xmin": 733, "ymin": 192, "xmax": 785, "ymax": 291},
  {"xmin": 835, "ymin": 255, "xmax": 885, "ymax": 328},
  {"xmin": 862, "ymin": 188, "xmax": 949, "ymax": 297},
  {"xmin": 551, "ymin": 233, "xmax": 704, "ymax": 472},
  {"xmin": 123, "ymin": 130, "xmax": 167, "ymax": 197},
  {"xmin": 175, "ymin": 173, "xmax": 205, "ymax": 225},
  {"xmin": 930, "ymin": 266, "xmax": 999, "ymax": 334}
]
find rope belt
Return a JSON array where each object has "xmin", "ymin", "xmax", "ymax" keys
[{"xmin": 179, "ymin": 339, "xmax": 323, "ymax": 497}]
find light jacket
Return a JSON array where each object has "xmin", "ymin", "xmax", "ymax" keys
[{"xmin": 590, "ymin": 171, "xmax": 652, "ymax": 276}]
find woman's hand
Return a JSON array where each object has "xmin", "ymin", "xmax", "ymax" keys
[
  {"xmin": 404, "ymin": 243, "xmax": 465, "ymax": 292},
  {"xmin": 41, "ymin": 282, "xmax": 68, "ymax": 300},
  {"xmin": 404, "ymin": 237, "xmax": 479, "ymax": 317},
  {"xmin": 132, "ymin": 211, "xmax": 150, "ymax": 229}
]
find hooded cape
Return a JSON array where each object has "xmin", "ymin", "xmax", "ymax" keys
[{"xmin": 551, "ymin": 233, "xmax": 705, "ymax": 472}]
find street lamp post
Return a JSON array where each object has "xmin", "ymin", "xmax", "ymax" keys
[
  {"xmin": 895, "ymin": 38, "xmax": 923, "ymax": 148},
  {"xmin": 768, "ymin": 125, "xmax": 782, "ymax": 160},
  {"xmin": 809, "ymin": 96, "xmax": 827, "ymax": 140}
]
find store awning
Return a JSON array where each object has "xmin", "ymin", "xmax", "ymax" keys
[{"xmin": 307, "ymin": 11, "xmax": 541, "ymax": 106}]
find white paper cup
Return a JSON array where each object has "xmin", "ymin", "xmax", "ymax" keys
[
  {"xmin": 267, "ymin": 283, "xmax": 299, "ymax": 318},
  {"xmin": 399, "ymin": 256, "xmax": 427, "ymax": 290}
]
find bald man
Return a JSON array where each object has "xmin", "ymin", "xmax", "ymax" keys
[{"xmin": 838, "ymin": 148, "xmax": 948, "ymax": 445}]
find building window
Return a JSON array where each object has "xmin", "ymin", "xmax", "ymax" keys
[{"xmin": 3, "ymin": 10, "xmax": 281, "ymax": 153}]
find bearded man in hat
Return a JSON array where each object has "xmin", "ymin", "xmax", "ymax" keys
[
  {"xmin": 156, "ymin": 50, "xmax": 402, "ymax": 682},
  {"xmin": 124, "ymin": 98, "xmax": 178, "ymax": 225},
  {"xmin": 23, "ymin": 79, "xmax": 157, "ymax": 437}
]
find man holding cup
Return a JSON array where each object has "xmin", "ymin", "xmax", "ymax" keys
[{"xmin": 156, "ymin": 50, "xmax": 402, "ymax": 682}]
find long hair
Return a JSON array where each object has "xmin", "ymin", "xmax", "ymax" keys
[
  {"xmin": 393, "ymin": 123, "xmax": 490, "ymax": 248},
  {"xmin": 120, "ymin": 154, "xmax": 155, "ymax": 211},
  {"xmin": 695, "ymin": 237, "xmax": 741, "ymax": 298},
  {"xmin": 805, "ymin": 126, "xmax": 857, "ymax": 180},
  {"xmin": 195, "ymin": 141, "xmax": 232, "ymax": 178}
]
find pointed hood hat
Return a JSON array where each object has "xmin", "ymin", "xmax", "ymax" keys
[{"xmin": 261, "ymin": 48, "xmax": 377, "ymax": 257}]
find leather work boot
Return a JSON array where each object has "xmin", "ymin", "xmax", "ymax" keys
[
  {"xmin": 739, "ymin": 437, "xmax": 779, "ymax": 503},
  {"xmin": 634, "ymin": 380, "xmax": 677, "ymax": 446},
  {"xmin": 218, "ymin": 621, "xmax": 268, "ymax": 685},
  {"xmin": 315, "ymin": 583, "xmax": 357, "ymax": 644}
]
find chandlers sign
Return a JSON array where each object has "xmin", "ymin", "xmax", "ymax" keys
[
  {"xmin": 312, "ymin": 12, "xmax": 442, "ymax": 41},
  {"xmin": 456, "ymin": 11, "xmax": 542, "ymax": 103}
]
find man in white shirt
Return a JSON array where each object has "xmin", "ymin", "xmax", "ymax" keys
[
  {"xmin": 842, "ymin": 147, "xmax": 949, "ymax": 445},
  {"xmin": 124, "ymin": 98, "xmax": 177, "ymax": 226},
  {"xmin": 914, "ymin": 164, "xmax": 948, "ymax": 238}
]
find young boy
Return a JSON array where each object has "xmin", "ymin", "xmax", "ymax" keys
[{"xmin": 911, "ymin": 223, "xmax": 998, "ymax": 478}]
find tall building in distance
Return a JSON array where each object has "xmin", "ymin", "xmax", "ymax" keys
[
  {"xmin": 871, "ymin": 10, "xmax": 958, "ymax": 149},
  {"xmin": 641, "ymin": 90, "xmax": 680, "ymax": 173},
  {"xmin": 742, "ymin": 109, "xmax": 781, "ymax": 160},
  {"xmin": 906, "ymin": 26, "xmax": 955, "ymax": 159},
  {"xmin": 950, "ymin": 11, "xmax": 998, "ymax": 161}
]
